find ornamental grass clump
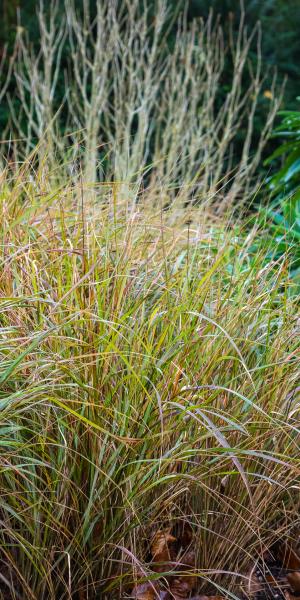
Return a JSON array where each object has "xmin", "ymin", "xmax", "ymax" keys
[{"xmin": 0, "ymin": 163, "xmax": 299, "ymax": 599}]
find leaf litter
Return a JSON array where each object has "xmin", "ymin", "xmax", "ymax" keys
[{"xmin": 130, "ymin": 524, "xmax": 300, "ymax": 600}]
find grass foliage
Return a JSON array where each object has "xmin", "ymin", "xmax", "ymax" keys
[{"xmin": 0, "ymin": 163, "xmax": 299, "ymax": 599}]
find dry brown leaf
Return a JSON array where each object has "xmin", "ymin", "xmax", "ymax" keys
[
  {"xmin": 130, "ymin": 524, "xmax": 199, "ymax": 600},
  {"xmin": 173, "ymin": 367, "xmax": 184, "ymax": 394},
  {"xmin": 287, "ymin": 572, "xmax": 300, "ymax": 593},
  {"xmin": 191, "ymin": 596, "xmax": 224, "ymax": 600},
  {"xmin": 285, "ymin": 592, "xmax": 300, "ymax": 600},
  {"xmin": 275, "ymin": 542, "xmax": 300, "ymax": 571},
  {"xmin": 243, "ymin": 569, "xmax": 261, "ymax": 597},
  {"xmin": 151, "ymin": 530, "xmax": 177, "ymax": 560},
  {"xmin": 150, "ymin": 529, "xmax": 177, "ymax": 573},
  {"xmin": 169, "ymin": 577, "xmax": 192, "ymax": 599},
  {"xmin": 179, "ymin": 550, "xmax": 196, "ymax": 569},
  {"xmin": 177, "ymin": 523, "xmax": 194, "ymax": 549},
  {"xmin": 169, "ymin": 555, "xmax": 197, "ymax": 599},
  {"xmin": 169, "ymin": 574, "xmax": 197, "ymax": 598},
  {"xmin": 221, "ymin": 395, "xmax": 229, "ymax": 408},
  {"xmin": 131, "ymin": 581, "xmax": 160, "ymax": 600}
]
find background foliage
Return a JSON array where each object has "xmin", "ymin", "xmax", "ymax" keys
[
  {"xmin": 1, "ymin": 0, "xmax": 300, "ymax": 134},
  {"xmin": 188, "ymin": 0, "xmax": 300, "ymax": 105}
]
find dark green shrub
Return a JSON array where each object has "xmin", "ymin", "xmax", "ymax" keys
[{"xmin": 259, "ymin": 103, "xmax": 300, "ymax": 288}]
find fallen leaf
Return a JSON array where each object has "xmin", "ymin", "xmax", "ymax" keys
[
  {"xmin": 131, "ymin": 581, "xmax": 160, "ymax": 599},
  {"xmin": 190, "ymin": 596, "xmax": 224, "ymax": 600},
  {"xmin": 151, "ymin": 530, "xmax": 177, "ymax": 560},
  {"xmin": 287, "ymin": 572, "xmax": 300, "ymax": 593},
  {"xmin": 169, "ymin": 577, "xmax": 192, "ymax": 599},
  {"xmin": 221, "ymin": 395, "xmax": 229, "ymax": 408},
  {"xmin": 150, "ymin": 529, "xmax": 177, "ymax": 573},
  {"xmin": 177, "ymin": 523, "xmax": 194, "ymax": 549},
  {"xmin": 276, "ymin": 542, "xmax": 300, "ymax": 571},
  {"xmin": 169, "ymin": 549, "xmax": 197, "ymax": 598},
  {"xmin": 244, "ymin": 568, "xmax": 261, "ymax": 596},
  {"xmin": 179, "ymin": 550, "xmax": 196, "ymax": 569}
]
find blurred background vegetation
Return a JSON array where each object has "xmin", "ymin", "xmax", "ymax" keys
[
  {"xmin": 1, "ymin": 0, "xmax": 299, "ymax": 225},
  {"xmin": 1, "ymin": 0, "xmax": 300, "ymax": 134},
  {"xmin": 2, "ymin": 3, "xmax": 300, "ymax": 81}
]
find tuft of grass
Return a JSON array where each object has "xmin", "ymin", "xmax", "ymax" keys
[{"xmin": 0, "ymin": 164, "xmax": 299, "ymax": 599}]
